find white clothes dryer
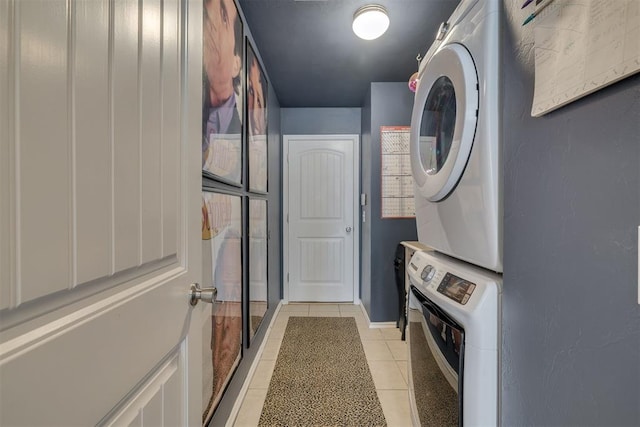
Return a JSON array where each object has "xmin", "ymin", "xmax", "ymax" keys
[{"xmin": 410, "ymin": 0, "xmax": 502, "ymax": 272}]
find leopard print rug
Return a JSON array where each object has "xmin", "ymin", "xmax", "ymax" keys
[{"xmin": 258, "ymin": 317, "xmax": 386, "ymax": 426}]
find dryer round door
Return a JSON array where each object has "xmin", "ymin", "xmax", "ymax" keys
[{"xmin": 410, "ymin": 43, "xmax": 478, "ymax": 202}]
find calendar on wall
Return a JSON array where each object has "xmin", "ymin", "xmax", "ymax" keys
[
  {"xmin": 531, "ymin": 0, "xmax": 640, "ymax": 116},
  {"xmin": 380, "ymin": 126, "xmax": 415, "ymax": 219}
]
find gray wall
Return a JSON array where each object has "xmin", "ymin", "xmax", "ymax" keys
[
  {"xmin": 501, "ymin": 2, "xmax": 640, "ymax": 425},
  {"xmin": 361, "ymin": 83, "xmax": 418, "ymax": 322},
  {"xmin": 281, "ymin": 107, "xmax": 361, "ymax": 135}
]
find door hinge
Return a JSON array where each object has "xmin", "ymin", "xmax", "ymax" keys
[
  {"xmin": 287, "ymin": 213, "xmax": 289, "ymax": 223},
  {"xmin": 287, "ymin": 273, "xmax": 289, "ymax": 282}
]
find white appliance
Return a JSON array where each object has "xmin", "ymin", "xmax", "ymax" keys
[
  {"xmin": 407, "ymin": 250, "xmax": 501, "ymax": 426},
  {"xmin": 410, "ymin": 0, "xmax": 502, "ymax": 272}
]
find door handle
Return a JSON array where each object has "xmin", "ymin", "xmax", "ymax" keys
[
  {"xmin": 346, "ymin": 226, "xmax": 352, "ymax": 233},
  {"xmin": 189, "ymin": 283, "xmax": 217, "ymax": 306}
]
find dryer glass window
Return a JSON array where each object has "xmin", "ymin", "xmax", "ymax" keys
[{"xmin": 419, "ymin": 76, "xmax": 456, "ymax": 175}]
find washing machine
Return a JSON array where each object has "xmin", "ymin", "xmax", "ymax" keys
[
  {"xmin": 410, "ymin": 0, "xmax": 502, "ymax": 272},
  {"xmin": 406, "ymin": 249, "xmax": 501, "ymax": 426}
]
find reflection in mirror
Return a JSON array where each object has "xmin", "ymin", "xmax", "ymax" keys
[
  {"xmin": 201, "ymin": 192, "xmax": 243, "ymax": 424},
  {"xmin": 249, "ymin": 199, "xmax": 268, "ymax": 341}
]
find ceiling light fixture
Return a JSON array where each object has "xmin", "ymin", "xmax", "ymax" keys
[{"xmin": 352, "ymin": 5, "xmax": 389, "ymax": 40}]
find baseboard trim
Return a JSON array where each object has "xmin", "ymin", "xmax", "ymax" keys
[{"xmin": 358, "ymin": 303, "xmax": 397, "ymax": 329}]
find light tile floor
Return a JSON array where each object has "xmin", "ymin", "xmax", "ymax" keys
[{"xmin": 232, "ymin": 303, "xmax": 412, "ymax": 427}]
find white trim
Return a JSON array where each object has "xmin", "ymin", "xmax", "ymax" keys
[
  {"xmin": 282, "ymin": 134, "xmax": 360, "ymax": 304},
  {"xmin": 352, "ymin": 134, "xmax": 361, "ymax": 305},
  {"xmin": 225, "ymin": 301, "xmax": 283, "ymax": 427},
  {"xmin": 369, "ymin": 322, "xmax": 397, "ymax": 328},
  {"xmin": 282, "ymin": 134, "xmax": 289, "ymax": 303}
]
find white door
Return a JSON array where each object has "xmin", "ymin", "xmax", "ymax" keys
[
  {"xmin": 0, "ymin": 1, "xmax": 204, "ymax": 425},
  {"xmin": 284, "ymin": 135, "xmax": 359, "ymax": 303}
]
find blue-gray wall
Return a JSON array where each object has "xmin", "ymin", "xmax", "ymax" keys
[
  {"xmin": 361, "ymin": 82, "xmax": 418, "ymax": 322},
  {"xmin": 501, "ymin": 2, "xmax": 640, "ymax": 425},
  {"xmin": 281, "ymin": 108, "xmax": 361, "ymax": 134}
]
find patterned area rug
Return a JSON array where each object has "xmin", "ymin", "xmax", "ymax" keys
[{"xmin": 258, "ymin": 317, "xmax": 387, "ymax": 426}]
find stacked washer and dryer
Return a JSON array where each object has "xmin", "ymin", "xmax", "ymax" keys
[{"xmin": 406, "ymin": 0, "xmax": 503, "ymax": 426}]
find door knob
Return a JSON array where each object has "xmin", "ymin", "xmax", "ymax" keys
[
  {"xmin": 189, "ymin": 283, "xmax": 217, "ymax": 306},
  {"xmin": 346, "ymin": 226, "xmax": 352, "ymax": 232}
]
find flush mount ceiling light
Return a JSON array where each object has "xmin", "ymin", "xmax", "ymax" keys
[{"xmin": 352, "ymin": 5, "xmax": 389, "ymax": 40}]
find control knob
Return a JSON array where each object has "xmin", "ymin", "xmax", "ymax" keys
[{"xmin": 421, "ymin": 265, "xmax": 435, "ymax": 282}]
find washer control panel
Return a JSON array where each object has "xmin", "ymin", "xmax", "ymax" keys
[
  {"xmin": 437, "ymin": 272, "xmax": 476, "ymax": 305},
  {"xmin": 408, "ymin": 252, "xmax": 477, "ymax": 306}
]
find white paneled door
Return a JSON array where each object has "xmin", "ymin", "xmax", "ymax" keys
[
  {"xmin": 0, "ymin": 1, "xmax": 203, "ymax": 425},
  {"xmin": 285, "ymin": 135, "xmax": 359, "ymax": 302}
]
